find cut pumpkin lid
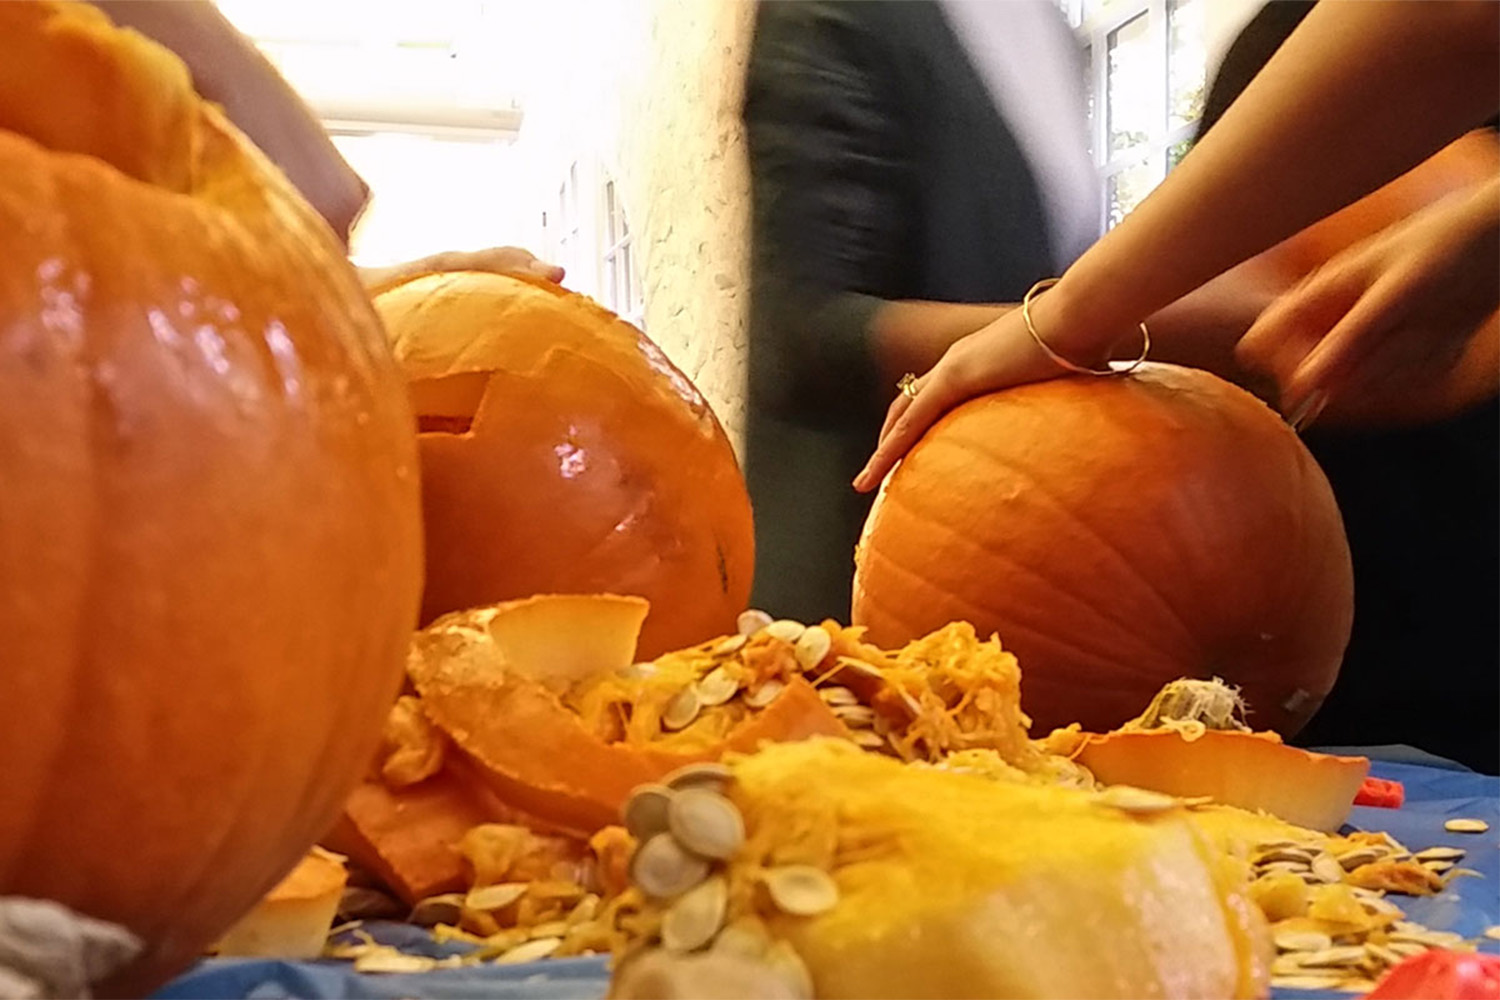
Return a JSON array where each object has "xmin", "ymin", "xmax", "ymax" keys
[{"xmin": 418, "ymin": 594, "xmax": 649, "ymax": 693}]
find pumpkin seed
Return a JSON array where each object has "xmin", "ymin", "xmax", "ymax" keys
[
  {"xmin": 833, "ymin": 705, "xmax": 877, "ymax": 728},
  {"xmin": 662, "ymin": 762, "xmax": 733, "ymax": 793},
  {"xmin": 1422, "ymin": 859, "xmax": 1455, "ymax": 874},
  {"xmin": 1334, "ymin": 847, "xmax": 1384, "ymax": 870},
  {"xmin": 668, "ymin": 788, "xmax": 745, "ymax": 860},
  {"xmin": 851, "ymin": 730, "xmax": 887, "ymax": 750},
  {"xmin": 764, "ymin": 865, "xmax": 840, "ymax": 916},
  {"xmin": 662, "ymin": 687, "xmax": 702, "ymax": 731},
  {"xmin": 713, "ymin": 634, "xmax": 749, "ymax": 656},
  {"xmin": 408, "ymin": 893, "xmax": 466, "ymax": 927},
  {"xmin": 1364, "ymin": 942, "xmax": 1405, "ymax": 967},
  {"xmin": 737, "ymin": 609, "xmax": 774, "ymax": 636},
  {"xmin": 1271, "ymin": 974, "xmax": 1347, "ymax": 990},
  {"xmin": 464, "ymin": 882, "xmax": 528, "ymax": 911},
  {"xmin": 765, "ymin": 619, "xmax": 807, "ymax": 644},
  {"xmin": 529, "ymin": 920, "xmax": 570, "ymax": 940},
  {"xmin": 818, "ymin": 686, "xmax": 858, "ymax": 707},
  {"xmin": 833, "ymin": 656, "xmax": 884, "ymax": 681},
  {"xmin": 743, "ymin": 679, "xmax": 786, "ymax": 708},
  {"xmin": 712, "ymin": 917, "xmax": 770, "ymax": 958},
  {"xmin": 1255, "ymin": 847, "xmax": 1315, "ymax": 866},
  {"xmin": 1310, "ymin": 854, "xmax": 1346, "ymax": 884},
  {"xmin": 353, "ymin": 951, "xmax": 438, "ymax": 974},
  {"xmin": 1485, "ymin": 926, "xmax": 1500, "ymax": 942},
  {"xmin": 764, "ymin": 940, "xmax": 815, "ymax": 1000},
  {"xmin": 624, "ymin": 784, "xmax": 675, "ymax": 840},
  {"xmin": 1386, "ymin": 941, "xmax": 1427, "ymax": 959},
  {"xmin": 793, "ymin": 626, "xmax": 832, "ymax": 671},
  {"xmin": 1274, "ymin": 929, "xmax": 1333, "ymax": 952},
  {"xmin": 567, "ymin": 895, "xmax": 602, "ymax": 925},
  {"xmin": 622, "ymin": 662, "xmax": 658, "ymax": 679},
  {"xmin": 661, "ymin": 875, "xmax": 728, "ymax": 953},
  {"xmin": 1097, "ymin": 785, "xmax": 1179, "ymax": 815},
  {"xmin": 630, "ymin": 833, "xmax": 711, "ymax": 899},
  {"xmin": 497, "ymin": 937, "xmax": 562, "ymax": 964},
  {"xmin": 695, "ymin": 667, "xmax": 740, "ymax": 707},
  {"xmin": 1413, "ymin": 847, "xmax": 1466, "ymax": 862},
  {"xmin": 1295, "ymin": 946, "xmax": 1367, "ymax": 968},
  {"xmin": 1443, "ymin": 818, "xmax": 1489, "ymax": 834}
]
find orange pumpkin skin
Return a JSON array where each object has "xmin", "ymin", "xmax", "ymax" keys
[
  {"xmin": 1074, "ymin": 731, "xmax": 1369, "ymax": 832},
  {"xmin": 0, "ymin": 5, "xmax": 423, "ymax": 992},
  {"xmin": 375, "ymin": 272, "xmax": 754, "ymax": 658},
  {"xmin": 852, "ymin": 364, "xmax": 1353, "ymax": 738}
]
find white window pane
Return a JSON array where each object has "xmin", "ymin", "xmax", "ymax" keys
[
  {"xmin": 1106, "ymin": 12, "xmax": 1151, "ymax": 157},
  {"xmin": 1168, "ymin": 0, "xmax": 1207, "ymax": 132},
  {"xmin": 1106, "ymin": 151, "xmax": 1164, "ymax": 228}
]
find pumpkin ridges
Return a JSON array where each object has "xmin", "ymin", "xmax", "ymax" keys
[
  {"xmin": 1, "ymin": 5, "xmax": 423, "ymax": 991},
  {"xmin": 854, "ymin": 364, "xmax": 1352, "ymax": 736}
]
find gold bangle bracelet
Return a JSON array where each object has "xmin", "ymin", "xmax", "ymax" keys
[{"xmin": 1021, "ymin": 278, "xmax": 1150, "ymax": 377}]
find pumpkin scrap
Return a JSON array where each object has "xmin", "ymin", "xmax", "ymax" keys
[
  {"xmin": 1071, "ymin": 678, "xmax": 1370, "ymax": 831},
  {"xmin": 611, "ymin": 739, "xmax": 1271, "ymax": 999},
  {"xmin": 404, "ymin": 595, "xmax": 848, "ymax": 834},
  {"xmin": 213, "ymin": 848, "xmax": 350, "ymax": 960}
]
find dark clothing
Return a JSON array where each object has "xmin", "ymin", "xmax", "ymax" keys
[
  {"xmin": 1198, "ymin": 1, "xmax": 1499, "ymax": 773},
  {"xmin": 742, "ymin": 0, "xmax": 1066, "ymax": 623},
  {"xmin": 1294, "ymin": 404, "xmax": 1499, "ymax": 773}
]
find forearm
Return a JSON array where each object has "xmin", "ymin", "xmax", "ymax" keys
[
  {"xmin": 870, "ymin": 300, "xmax": 1014, "ymax": 386},
  {"xmin": 94, "ymin": 1, "xmax": 369, "ymax": 244},
  {"xmin": 1043, "ymin": 0, "xmax": 1499, "ymax": 357}
]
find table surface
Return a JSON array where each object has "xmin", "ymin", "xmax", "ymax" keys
[{"xmin": 153, "ymin": 750, "xmax": 1499, "ymax": 1000}]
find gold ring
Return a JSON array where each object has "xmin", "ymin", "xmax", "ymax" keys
[
  {"xmin": 897, "ymin": 373, "xmax": 920, "ymax": 398},
  {"xmin": 1022, "ymin": 278, "xmax": 1150, "ymax": 376}
]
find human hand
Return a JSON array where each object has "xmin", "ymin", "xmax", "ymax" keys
[
  {"xmin": 853, "ymin": 289, "xmax": 1121, "ymax": 492},
  {"xmin": 1237, "ymin": 176, "xmax": 1500, "ymax": 425}
]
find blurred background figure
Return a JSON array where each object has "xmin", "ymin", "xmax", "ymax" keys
[{"xmin": 742, "ymin": 0, "xmax": 1096, "ymax": 623}]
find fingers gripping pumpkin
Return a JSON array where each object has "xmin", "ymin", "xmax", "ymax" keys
[{"xmin": 0, "ymin": 4, "xmax": 422, "ymax": 993}]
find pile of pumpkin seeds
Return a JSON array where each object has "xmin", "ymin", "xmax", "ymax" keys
[
  {"xmin": 1249, "ymin": 830, "xmax": 1487, "ymax": 992},
  {"xmin": 620, "ymin": 761, "xmax": 841, "ymax": 999},
  {"xmin": 655, "ymin": 610, "xmax": 903, "ymax": 757}
]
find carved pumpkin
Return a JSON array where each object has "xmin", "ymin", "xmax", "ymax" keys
[
  {"xmin": 851, "ymin": 364, "xmax": 1353, "ymax": 738},
  {"xmin": 374, "ymin": 272, "xmax": 755, "ymax": 658},
  {"xmin": 0, "ymin": 4, "xmax": 422, "ymax": 992}
]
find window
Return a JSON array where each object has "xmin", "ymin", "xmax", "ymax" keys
[
  {"xmin": 601, "ymin": 179, "xmax": 643, "ymax": 328},
  {"xmin": 554, "ymin": 162, "xmax": 582, "ymax": 284},
  {"xmin": 1068, "ymin": 0, "xmax": 1208, "ymax": 227}
]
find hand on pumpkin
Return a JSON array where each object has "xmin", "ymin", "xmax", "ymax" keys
[
  {"xmin": 357, "ymin": 246, "xmax": 565, "ymax": 294},
  {"xmin": 1236, "ymin": 174, "xmax": 1500, "ymax": 423},
  {"xmin": 853, "ymin": 290, "xmax": 1120, "ymax": 492}
]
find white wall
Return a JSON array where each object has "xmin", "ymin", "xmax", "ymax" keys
[{"xmin": 512, "ymin": 0, "xmax": 755, "ymax": 455}]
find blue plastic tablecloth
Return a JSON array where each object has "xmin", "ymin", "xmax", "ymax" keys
[{"xmin": 153, "ymin": 750, "xmax": 1499, "ymax": 1000}]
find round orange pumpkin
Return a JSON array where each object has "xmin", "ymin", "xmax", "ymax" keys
[
  {"xmin": 375, "ymin": 271, "xmax": 755, "ymax": 658},
  {"xmin": 851, "ymin": 364, "xmax": 1353, "ymax": 738},
  {"xmin": 0, "ymin": 4, "xmax": 422, "ymax": 993}
]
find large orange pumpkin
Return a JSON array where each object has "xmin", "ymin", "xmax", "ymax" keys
[
  {"xmin": 851, "ymin": 364, "xmax": 1353, "ymax": 737},
  {"xmin": 0, "ymin": 4, "xmax": 422, "ymax": 993},
  {"xmin": 375, "ymin": 272, "xmax": 754, "ymax": 658}
]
